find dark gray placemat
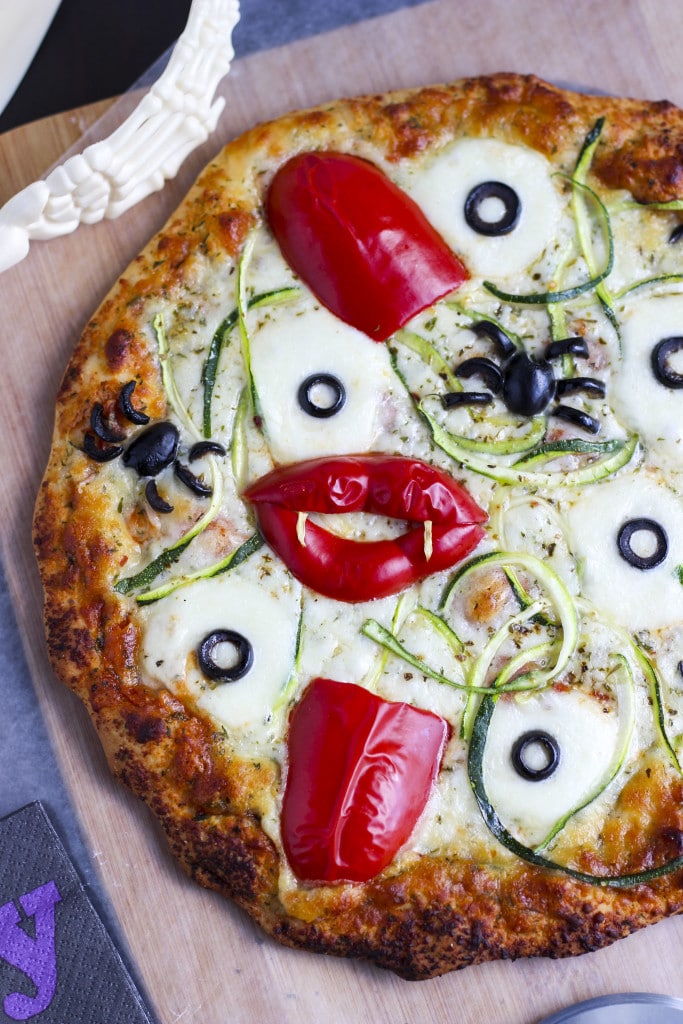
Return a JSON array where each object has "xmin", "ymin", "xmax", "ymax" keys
[{"xmin": 0, "ymin": 802, "xmax": 154, "ymax": 1024}]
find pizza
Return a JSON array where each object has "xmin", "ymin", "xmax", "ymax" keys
[{"xmin": 33, "ymin": 73, "xmax": 683, "ymax": 980}]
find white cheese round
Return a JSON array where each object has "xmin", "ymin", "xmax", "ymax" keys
[
  {"xmin": 612, "ymin": 294, "xmax": 683, "ymax": 467},
  {"xmin": 405, "ymin": 137, "xmax": 563, "ymax": 278},
  {"xmin": 483, "ymin": 688, "xmax": 619, "ymax": 847},
  {"xmin": 249, "ymin": 300, "xmax": 395, "ymax": 464},
  {"xmin": 563, "ymin": 469, "xmax": 683, "ymax": 632},
  {"xmin": 140, "ymin": 559, "xmax": 300, "ymax": 736}
]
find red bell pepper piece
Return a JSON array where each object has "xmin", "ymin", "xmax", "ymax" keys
[
  {"xmin": 266, "ymin": 152, "xmax": 469, "ymax": 341},
  {"xmin": 244, "ymin": 453, "xmax": 487, "ymax": 603},
  {"xmin": 282, "ymin": 678, "xmax": 449, "ymax": 882}
]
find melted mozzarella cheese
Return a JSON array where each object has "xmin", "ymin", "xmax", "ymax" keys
[
  {"xmin": 140, "ymin": 557, "xmax": 301, "ymax": 745},
  {"xmin": 483, "ymin": 688, "xmax": 619, "ymax": 847},
  {"xmin": 248, "ymin": 299, "xmax": 396, "ymax": 463},
  {"xmin": 132, "ymin": 134, "xmax": 683, "ymax": 880},
  {"xmin": 611, "ymin": 294, "xmax": 683, "ymax": 467},
  {"xmin": 405, "ymin": 137, "xmax": 563, "ymax": 278},
  {"xmin": 564, "ymin": 470, "xmax": 683, "ymax": 631}
]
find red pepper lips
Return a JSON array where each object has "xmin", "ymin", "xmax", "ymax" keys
[{"xmin": 243, "ymin": 454, "xmax": 487, "ymax": 603}]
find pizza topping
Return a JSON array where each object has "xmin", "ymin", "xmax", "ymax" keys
[
  {"xmin": 266, "ymin": 151, "xmax": 468, "ymax": 341},
  {"xmin": 281, "ymin": 677, "xmax": 449, "ymax": 882},
  {"xmin": 244, "ymin": 454, "xmax": 487, "ymax": 603},
  {"xmin": 90, "ymin": 402, "xmax": 126, "ymax": 443},
  {"xmin": 420, "ymin": 397, "xmax": 636, "ymax": 487},
  {"xmin": 405, "ymin": 137, "xmax": 562, "ymax": 278},
  {"xmin": 173, "ymin": 460, "xmax": 213, "ymax": 497},
  {"xmin": 201, "ymin": 286, "xmax": 301, "ymax": 439},
  {"xmin": 564, "ymin": 472, "xmax": 683, "ymax": 631},
  {"xmin": 296, "ymin": 372, "xmax": 346, "ymax": 419},
  {"xmin": 617, "ymin": 518, "xmax": 669, "ymax": 570},
  {"xmin": 122, "ymin": 421, "xmax": 179, "ymax": 477},
  {"xmin": 198, "ymin": 629, "xmax": 254, "ymax": 683},
  {"xmin": 484, "ymin": 171, "xmax": 614, "ymax": 307},
  {"xmin": 249, "ymin": 301, "xmax": 394, "ymax": 463},
  {"xmin": 550, "ymin": 405, "xmax": 601, "ymax": 435},
  {"xmin": 82, "ymin": 432, "xmax": 123, "ymax": 463},
  {"xmin": 470, "ymin": 318, "xmax": 518, "ymax": 357},
  {"xmin": 545, "ymin": 336, "xmax": 589, "ymax": 360},
  {"xmin": 510, "ymin": 730, "xmax": 560, "ymax": 781},
  {"xmin": 449, "ymin": 329, "xmax": 605, "ymax": 430},
  {"xmin": 464, "ymin": 181, "xmax": 521, "ymax": 237},
  {"xmin": 117, "ymin": 380, "xmax": 150, "ymax": 425},
  {"xmin": 144, "ymin": 479, "xmax": 174, "ymax": 514},
  {"xmin": 140, "ymin": 566, "xmax": 300, "ymax": 734},
  {"xmin": 611, "ymin": 295, "xmax": 683, "ymax": 465},
  {"xmin": 470, "ymin": 688, "xmax": 683, "ymax": 887},
  {"xmin": 651, "ymin": 336, "xmax": 683, "ymax": 388},
  {"xmin": 442, "ymin": 390, "xmax": 494, "ymax": 408},
  {"xmin": 189, "ymin": 440, "xmax": 227, "ymax": 460}
]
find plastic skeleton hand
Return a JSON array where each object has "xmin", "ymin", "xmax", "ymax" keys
[{"xmin": 0, "ymin": 0, "xmax": 240, "ymax": 273}]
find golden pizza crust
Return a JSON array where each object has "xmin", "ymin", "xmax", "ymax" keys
[{"xmin": 33, "ymin": 74, "xmax": 683, "ymax": 980}]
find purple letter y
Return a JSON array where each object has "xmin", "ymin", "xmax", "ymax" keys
[{"xmin": 0, "ymin": 881, "xmax": 61, "ymax": 1021}]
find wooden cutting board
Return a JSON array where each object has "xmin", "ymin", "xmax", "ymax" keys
[{"xmin": 2, "ymin": 2, "xmax": 683, "ymax": 1021}]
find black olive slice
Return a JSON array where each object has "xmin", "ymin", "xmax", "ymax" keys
[
  {"xmin": 122, "ymin": 421, "xmax": 179, "ymax": 477},
  {"xmin": 551, "ymin": 405, "xmax": 601, "ymax": 435},
  {"xmin": 545, "ymin": 336, "xmax": 589, "ymax": 360},
  {"xmin": 145, "ymin": 479, "xmax": 174, "ymax": 513},
  {"xmin": 90, "ymin": 402, "xmax": 126, "ymax": 443},
  {"xmin": 651, "ymin": 337, "xmax": 683, "ymax": 389},
  {"xmin": 464, "ymin": 181, "xmax": 521, "ymax": 237},
  {"xmin": 454, "ymin": 357, "xmax": 504, "ymax": 393},
  {"xmin": 502, "ymin": 352, "xmax": 555, "ymax": 417},
  {"xmin": 511, "ymin": 730, "xmax": 560, "ymax": 782},
  {"xmin": 82, "ymin": 431, "xmax": 123, "ymax": 463},
  {"xmin": 118, "ymin": 381, "xmax": 150, "ymax": 425},
  {"xmin": 189, "ymin": 440, "xmax": 227, "ymax": 460},
  {"xmin": 297, "ymin": 373, "xmax": 346, "ymax": 418},
  {"xmin": 471, "ymin": 319, "xmax": 517, "ymax": 358},
  {"xmin": 441, "ymin": 391, "xmax": 494, "ymax": 408},
  {"xmin": 174, "ymin": 460, "xmax": 213, "ymax": 497},
  {"xmin": 669, "ymin": 223, "xmax": 683, "ymax": 244},
  {"xmin": 198, "ymin": 629, "xmax": 253, "ymax": 683},
  {"xmin": 617, "ymin": 518, "xmax": 668, "ymax": 570},
  {"xmin": 555, "ymin": 376, "xmax": 606, "ymax": 399}
]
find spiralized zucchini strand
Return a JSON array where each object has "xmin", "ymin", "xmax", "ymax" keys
[
  {"xmin": 134, "ymin": 532, "xmax": 264, "ymax": 605},
  {"xmin": 534, "ymin": 654, "xmax": 636, "ymax": 852},
  {"xmin": 201, "ymin": 284, "xmax": 300, "ymax": 437},
  {"xmin": 419, "ymin": 398, "xmax": 638, "ymax": 487}
]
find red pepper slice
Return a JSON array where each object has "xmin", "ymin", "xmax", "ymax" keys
[
  {"xmin": 266, "ymin": 152, "xmax": 469, "ymax": 341},
  {"xmin": 244, "ymin": 454, "xmax": 487, "ymax": 603},
  {"xmin": 282, "ymin": 678, "xmax": 449, "ymax": 882}
]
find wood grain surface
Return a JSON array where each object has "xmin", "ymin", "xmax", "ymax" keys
[{"xmin": 2, "ymin": 2, "xmax": 683, "ymax": 1022}]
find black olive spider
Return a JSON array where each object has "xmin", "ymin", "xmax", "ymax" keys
[
  {"xmin": 82, "ymin": 380, "xmax": 225, "ymax": 513},
  {"xmin": 442, "ymin": 321, "xmax": 606, "ymax": 435}
]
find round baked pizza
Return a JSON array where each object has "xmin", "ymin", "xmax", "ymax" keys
[{"xmin": 33, "ymin": 74, "xmax": 683, "ymax": 980}]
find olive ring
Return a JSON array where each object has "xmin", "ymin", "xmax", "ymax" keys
[
  {"xmin": 617, "ymin": 518, "xmax": 669, "ymax": 571},
  {"xmin": 297, "ymin": 372, "xmax": 347, "ymax": 419},
  {"xmin": 464, "ymin": 181, "xmax": 522, "ymax": 237},
  {"xmin": 651, "ymin": 336, "xmax": 683, "ymax": 389},
  {"xmin": 198, "ymin": 629, "xmax": 254, "ymax": 683},
  {"xmin": 511, "ymin": 730, "xmax": 561, "ymax": 782}
]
